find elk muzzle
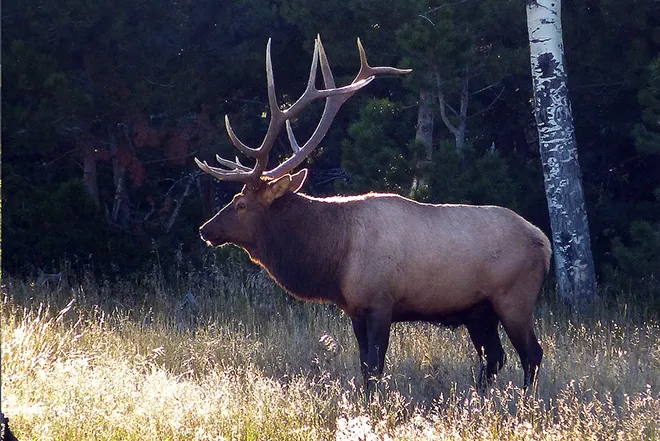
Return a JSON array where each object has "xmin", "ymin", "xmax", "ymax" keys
[{"xmin": 199, "ymin": 221, "xmax": 225, "ymax": 247}]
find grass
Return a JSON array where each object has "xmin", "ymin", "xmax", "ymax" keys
[{"xmin": 2, "ymin": 258, "xmax": 659, "ymax": 440}]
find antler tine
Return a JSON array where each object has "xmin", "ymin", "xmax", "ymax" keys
[
  {"xmin": 285, "ymin": 121, "xmax": 300, "ymax": 153},
  {"xmin": 356, "ymin": 38, "xmax": 413, "ymax": 81},
  {"xmin": 222, "ymin": 39, "xmax": 284, "ymax": 159},
  {"xmin": 213, "ymin": 154, "xmax": 252, "ymax": 172},
  {"xmin": 317, "ymin": 35, "xmax": 336, "ymax": 89},
  {"xmin": 224, "ymin": 115, "xmax": 258, "ymax": 157},
  {"xmin": 194, "ymin": 158, "xmax": 258, "ymax": 182}
]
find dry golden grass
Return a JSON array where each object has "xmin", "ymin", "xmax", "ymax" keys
[{"xmin": 2, "ymin": 261, "xmax": 659, "ymax": 440}]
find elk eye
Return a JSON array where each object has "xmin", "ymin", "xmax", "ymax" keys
[{"xmin": 236, "ymin": 201, "xmax": 246, "ymax": 211}]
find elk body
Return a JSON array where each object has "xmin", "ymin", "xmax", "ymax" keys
[{"xmin": 196, "ymin": 37, "xmax": 551, "ymax": 396}]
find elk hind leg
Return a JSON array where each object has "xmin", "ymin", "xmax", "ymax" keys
[
  {"xmin": 504, "ymin": 321, "xmax": 542, "ymax": 388},
  {"xmin": 493, "ymin": 287, "xmax": 543, "ymax": 388}
]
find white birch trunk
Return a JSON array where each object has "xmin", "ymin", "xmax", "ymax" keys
[{"xmin": 527, "ymin": 0, "xmax": 597, "ymax": 308}]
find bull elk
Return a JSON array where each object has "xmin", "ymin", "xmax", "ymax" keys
[{"xmin": 196, "ymin": 37, "xmax": 551, "ymax": 397}]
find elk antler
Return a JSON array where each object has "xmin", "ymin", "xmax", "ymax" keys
[{"xmin": 195, "ymin": 36, "xmax": 411, "ymax": 186}]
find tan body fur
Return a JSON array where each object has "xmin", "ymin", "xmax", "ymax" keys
[{"xmin": 335, "ymin": 194, "xmax": 550, "ymax": 321}]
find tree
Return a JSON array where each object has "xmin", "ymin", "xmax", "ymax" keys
[
  {"xmin": 409, "ymin": 87, "xmax": 434, "ymax": 196},
  {"xmin": 396, "ymin": 0, "xmax": 532, "ymax": 206},
  {"xmin": 398, "ymin": 1, "xmax": 527, "ymax": 155},
  {"xmin": 526, "ymin": 0, "xmax": 597, "ymax": 308}
]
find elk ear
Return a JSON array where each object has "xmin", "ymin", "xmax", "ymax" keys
[
  {"xmin": 264, "ymin": 169, "xmax": 308, "ymax": 203},
  {"xmin": 289, "ymin": 169, "xmax": 308, "ymax": 193},
  {"xmin": 264, "ymin": 175, "xmax": 292, "ymax": 203}
]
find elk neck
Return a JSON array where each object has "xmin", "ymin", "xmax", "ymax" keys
[{"xmin": 248, "ymin": 192, "xmax": 351, "ymax": 307}]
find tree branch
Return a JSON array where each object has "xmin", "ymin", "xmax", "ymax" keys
[
  {"xmin": 142, "ymin": 75, "xmax": 175, "ymax": 88},
  {"xmin": 470, "ymin": 80, "xmax": 502, "ymax": 96},
  {"xmin": 166, "ymin": 174, "xmax": 195, "ymax": 233},
  {"xmin": 436, "ymin": 72, "xmax": 460, "ymax": 136},
  {"xmin": 467, "ymin": 87, "xmax": 505, "ymax": 119},
  {"xmin": 459, "ymin": 69, "xmax": 469, "ymax": 118}
]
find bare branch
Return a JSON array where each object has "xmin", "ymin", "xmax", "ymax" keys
[
  {"xmin": 436, "ymin": 72, "xmax": 460, "ymax": 137},
  {"xmin": 470, "ymin": 80, "xmax": 502, "ymax": 96},
  {"xmin": 166, "ymin": 174, "xmax": 195, "ymax": 233},
  {"xmin": 467, "ymin": 87, "xmax": 505, "ymax": 119},
  {"xmin": 142, "ymin": 75, "xmax": 175, "ymax": 88}
]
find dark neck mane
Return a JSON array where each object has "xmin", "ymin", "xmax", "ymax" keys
[{"xmin": 248, "ymin": 193, "xmax": 350, "ymax": 306}]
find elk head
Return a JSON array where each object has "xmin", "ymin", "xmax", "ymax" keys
[
  {"xmin": 198, "ymin": 169, "xmax": 308, "ymax": 248},
  {"xmin": 196, "ymin": 36, "xmax": 410, "ymax": 247}
]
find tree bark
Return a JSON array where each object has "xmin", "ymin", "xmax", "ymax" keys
[
  {"xmin": 82, "ymin": 142, "xmax": 100, "ymax": 206},
  {"xmin": 410, "ymin": 87, "xmax": 434, "ymax": 195},
  {"xmin": 527, "ymin": 0, "xmax": 597, "ymax": 309},
  {"xmin": 436, "ymin": 71, "xmax": 468, "ymax": 154},
  {"xmin": 110, "ymin": 125, "xmax": 130, "ymax": 229}
]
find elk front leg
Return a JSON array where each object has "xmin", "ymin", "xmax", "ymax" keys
[
  {"xmin": 351, "ymin": 318, "xmax": 370, "ymax": 384},
  {"xmin": 351, "ymin": 308, "xmax": 392, "ymax": 400}
]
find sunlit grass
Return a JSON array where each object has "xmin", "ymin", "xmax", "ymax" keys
[{"xmin": 2, "ymin": 261, "xmax": 659, "ymax": 440}]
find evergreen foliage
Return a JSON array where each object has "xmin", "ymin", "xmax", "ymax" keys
[
  {"xmin": 634, "ymin": 56, "xmax": 660, "ymax": 156},
  {"xmin": 340, "ymin": 99, "xmax": 414, "ymax": 194},
  {"xmin": 607, "ymin": 221, "xmax": 660, "ymax": 300}
]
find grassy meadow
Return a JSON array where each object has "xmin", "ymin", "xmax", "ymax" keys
[{"xmin": 2, "ymin": 258, "xmax": 659, "ymax": 440}]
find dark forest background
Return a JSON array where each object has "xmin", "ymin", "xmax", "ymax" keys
[{"xmin": 2, "ymin": 0, "xmax": 659, "ymax": 299}]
